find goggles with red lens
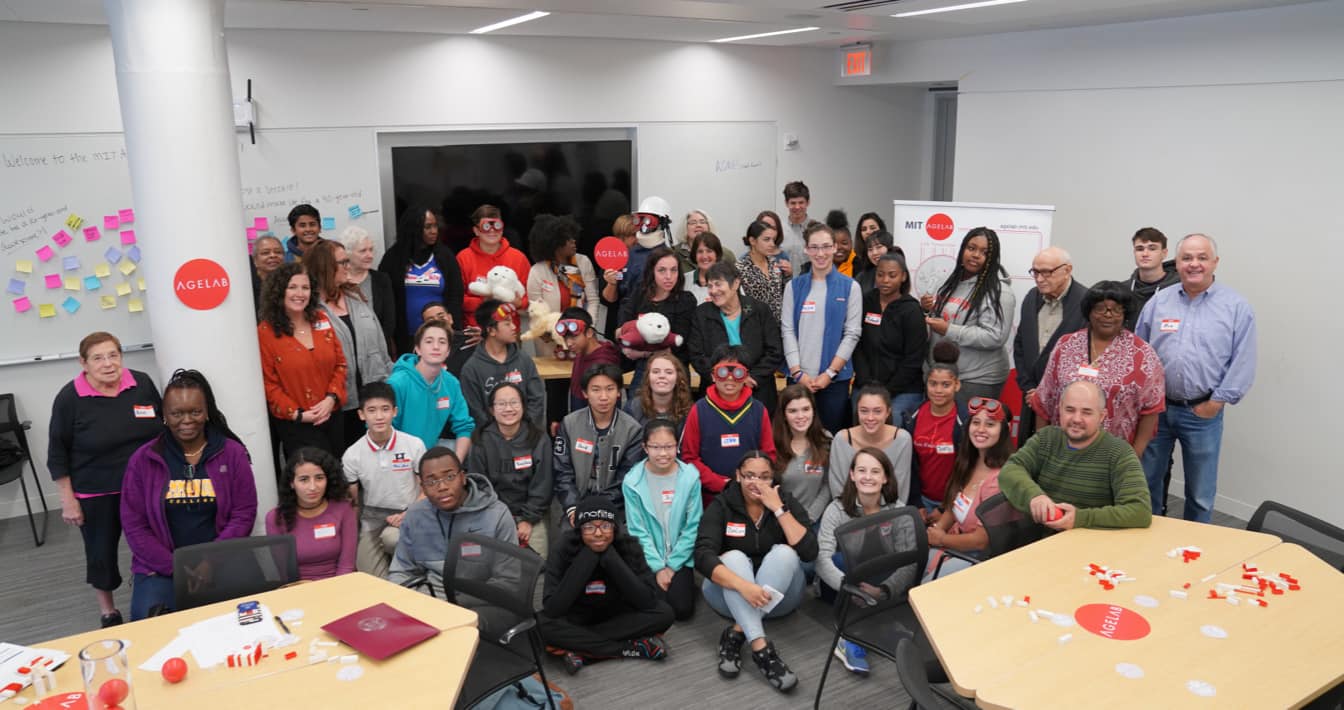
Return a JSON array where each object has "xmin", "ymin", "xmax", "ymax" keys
[
  {"xmin": 477, "ymin": 218, "xmax": 504, "ymax": 233},
  {"xmin": 713, "ymin": 363, "xmax": 749, "ymax": 382},
  {"xmin": 491, "ymin": 303, "xmax": 518, "ymax": 325},
  {"xmin": 968, "ymin": 396, "xmax": 1006, "ymax": 421},
  {"xmin": 633, "ymin": 213, "xmax": 665, "ymax": 235},
  {"xmin": 554, "ymin": 319, "xmax": 586, "ymax": 336}
]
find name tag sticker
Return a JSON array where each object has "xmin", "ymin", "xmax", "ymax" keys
[
  {"xmin": 541, "ymin": 280, "xmax": 555, "ymax": 292},
  {"xmin": 720, "ymin": 433, "xmax": 740, "ymax": 448},
  {"xmin": 132, "ymin": 404, "xmax": 156, "ymax": 418},
  {"xmin": 313, "ymin": 523, "xmax": 336, "ymax": 540},
  {"xmin": 661, "ymin": 489, "xmax": 675, "ymax": 504},
  {"xmin": 935, "ymin": 443, "xmax": 955, "ymax": 455},
  {"xmin": 513, "ymin": 455, "xmax": 533, "ymax": 470},
  {"xmin": 585, "ymin": 580, "xmax": 606, "ymax": 595},
  {"xmin": 801, "ymin": 300, "xmax": 817, "ymax": 314},
  {"xmin": 461, "ymin": 542, "xmax": 482, "ymax": 558},
  {"xmin": 1160, "ymin": 319, "xmax": 1180, "ymax": 333},
  {"xmin": 436, "ymin": 397, "xmax": 452, "ymax": 410},
  {"xmin": 1077, "ymin": 366, "xmax": 1100, "ymax": 378},
  {"xmin": 505, "ymin": 370, "xmax": 523, "ymax": 384},
  {"xmin": 391, "ymin": 457, "xmax": 412, "ymax": 473},
  {"xmin": 313, "ymin": 319, "xmax": 332, "ymax": 331},
  {"xmin": 804, "ymin": 463, "xmax": 824, "ymax": 476},
  {"xmin": 952, "ymin": 492, "xmax": 973, "ymax": 518},
  {"xmin": 725, "ymin": 522, "xmax": 746, "ymax": 538},
  {"xmin": 863, "ymin": 312, "xmax": 882, "ymax": 326},
  {"xmin": 575, "ymin": 439, "xmax": 595, "ymax": 454}
]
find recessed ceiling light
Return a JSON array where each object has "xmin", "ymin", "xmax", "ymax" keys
[
  {"xmin": 469, "ymin": 10, "xmax": 550, "ymax": 34},
  {"xmin": 893, "ymin": 0, "xmax": 1027, "ymax": 18},
  {"xmin": 711, "ymin": 26, "xmax": 820, "ymax": 43}
]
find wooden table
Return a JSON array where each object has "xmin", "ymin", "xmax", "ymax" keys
[
  {"xmin": 910, "ymin": 516, "xmax": 1323, "ymax": 707},
  {"xmin": 28, "ymin": 573, "xmax": 478, "ymax": 709},
  {"xmin": 534, "ymin": 354, "xmax": 703, "ymax": 388}
]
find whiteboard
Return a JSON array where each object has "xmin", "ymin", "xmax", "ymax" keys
[
  {"xmin": 636, "ymin": 122, "xmax": 777, "ymax": 247},
  {"xmin": 0, "ymin": 129, "xmax": 382, "ymax": 364}
]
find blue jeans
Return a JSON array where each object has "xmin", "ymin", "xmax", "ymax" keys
[
  {"xmin": 921, "ymin": 495, "xmax": 942, "ymax": 515},
  {"xmin": 814, "ymin": 379, "xmax": 851, "ymax": 434},
  {"xmin": 130, "ymin": 573, "xmax": 175, "ymax": 621},
  {"xmin": 1142, "ymin": 404, "xmax": 1224, "ymax": 523},
  {"xmin": 889, "ymin": 393, "xmax": 923, "ymax": 428},
  {"xmin": 702, "ymin": 546, "xmax": 806, "ymax": 642}
]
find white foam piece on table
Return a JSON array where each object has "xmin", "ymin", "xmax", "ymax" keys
[
  {"xmin": 336, "ymin": 665, "xmax": 365, "ymax": 682},
  {"xmin": 974, "ymin": 605, "xmax": 984, "ymax": 614},
  {"xmin": 1029, "ymin": 611, "xmax": 1039, "ymax": 623},
  {"xmin": 1169, "ymin": 590, "xmax": 1188, "ymax": 599},
  {"xmin": 279, "ymin": 609, "xmax": 305, "ymax": 622},
  {"xmin": 1200, "ymin": 625, "xmax": 1228, "ymax": 639},
  {"xmin": 1051, "ymin": 614, "xmax": 1075, "ymax": 628},
  {"xmin": 1057, "ymin": 633, "xmax": 1072, "ymax": 644},
  {"xmin": 987, "ymin": 596, "xmax": 998, "ymax": 609},
  {"xmin": 1133, "ymin": 594, "xmax": 1159, "ymax": 608},
  {"xmin": 1115, "ymin": 662, "xmax": 1145, "ymax": 679},
  {"xmin": 1186, "ymin": 680, "xmax": 1216, "ymax": 697}
]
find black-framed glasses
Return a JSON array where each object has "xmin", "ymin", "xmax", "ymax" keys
[
  {"xmin": 1028, "ymin": 264, "xmax": 1069, "ymax": 279},
  {"xmin": 1091, "ymin": 303, "xmax": 1125, "ymax": 316},
  {"xmin": 580, "ymin": 521, "xmax": 614, "ymax": 534},
  {"xmin": 420, "ymin": 471, "xmax": 462, "ymax": 488}
]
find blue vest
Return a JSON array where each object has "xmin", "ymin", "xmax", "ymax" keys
[
  {"xmin": 789, "ymin": 269, "xmax": 855, "ymax": 380},
  {"xmin": 692, "ymin": 396, "xmax": 767, "ymax": 480}
]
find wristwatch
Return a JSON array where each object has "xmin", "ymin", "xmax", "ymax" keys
[
  {"xmin": 773, "ymin": 505, "xmax": 789, "ymax": 518},
  {"xmin": 824, "ymin": 368, "xmax": 838, "ymax": 379}
]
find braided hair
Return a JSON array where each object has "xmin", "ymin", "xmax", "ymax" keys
[
  {"xmin": 931, "ymin": 227, "xmax": 1008, "ymax": 324},
  {"xmin": 163, "ymin": 369, "xmax": 244, "ymax": 446}
]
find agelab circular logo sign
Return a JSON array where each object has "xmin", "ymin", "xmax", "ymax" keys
[
  {"xmin": 926, "ymin": 213, "xmax": 954, "ymax": 241},
  {"xmin": 173, "ymin": 258, "xmax": 230, "ymax": 310},
  {"xmin": 1075, "ymin": 603, "xmax": 1151, "ymax": 641},
  {"xmin": 593, "ymin": 236, "xmax": 630, "ymax": 271}
]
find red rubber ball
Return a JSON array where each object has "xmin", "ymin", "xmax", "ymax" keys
[
  {"xmin": 98, "ymin": 678, "xmax": 129, "ymax": 705},
  {"xmin": 161, "ymin": 657, "xmax": 188, "ymax": 684}
]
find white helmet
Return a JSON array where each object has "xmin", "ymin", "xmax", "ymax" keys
[
  {"xmin": 636, "ymin": 196, "xmax": 671, "ymax": 219},
  {"xmin": 633, "ymin": 196, "xmax": 673, "ymax": 247}
]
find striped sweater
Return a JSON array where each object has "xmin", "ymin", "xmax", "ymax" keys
[{"xmin": 998, "ymin": 426, "xmax": 1152, "ymax": 529}]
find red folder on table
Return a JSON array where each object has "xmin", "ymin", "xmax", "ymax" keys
[{"xmin": 321, "ymin": 603, "xmax": 440, "ymax": 660}]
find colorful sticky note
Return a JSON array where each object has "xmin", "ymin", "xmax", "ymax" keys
[
  {"xmin": 118, "ymin": 208, "xmax": 135, "ymax": 224},
  {"xmin": 64, "ymin": 276, "xmax": 81, "ymax": 291},
  {"xmin": 100, "ymin": 295, "xmax": 117, "ymax": 310},
  {"xmin": 36, "ymin": 245, "xmax": 55, "ymax": 262},
  {"xmin": 53, "ymin": 230, "xmax": 73, "ymax": 247},
  {"xmin": 62, "ymin": 256, "xmax": 81, "ymax": 271},
  {"xmin": 62, "ymin": 296, "xmax": 81, "ymax": 314},
  {"xmin": 83, "ymin": 226, "xmax": 101, "ymax": 242},
  {"xmin": 347, "ymin": 204, "xmax": 362, "ymax": 219},
  {"xmin": 119, "ymin": 261, "xmax": 137, "ymax": 277},
  {"xmin": 246, "ymin": 227, "xmax": 258, "ymax": 241},
  {"xmin": 115, "ymin": 282, "xmax": 132, "ymax": 297},
  {"xmin": 104, "ymin": 215, "xmax": 120, "ymax": 230},
  {"xmin": 136, "ymin": 277, "xmax": 146, "ymax": 291},
  {"xmin": 6, "ymin": 278, "xmax": 25, "ymax": 295},
  {"xmin": 65, "ymin": 214, "xmax": 84, "ymax": 230},
  {"xmin": 39, "ymin": 303, "xmax": 57, "ymax": 318},
  {"xmin": 254, "ymin": 217, "xmax": 269, "ymax": 230},
  {"xmin": 104, "ymin": 247, "xmax": 123, "ymax": 263},
  {"xmin": 322, "ymin": 217, "xmax": 336, "ymax": 230},
  {"xmin": 128, "ymin": 298, "xmax": 144, "ymax": 313},
  {"xmin": 126, "ymin": 245, "xmax": 141, "ymax": 263},
  {"xmin": 15, "ymin": 260, "xmax": 33, "ymax": 274},
  {"xmin": 95, "ymin": 263, "xmax": 111, "ymax": 278},
  {"xmin": 44, "ymin": 274, "xmax": 61, "ymax": 289},
  {"xmin": 83, "ymin": 275, "xmax": 101, "ymax": 291},
  {"xmin": 12, "ymin": 296, "xmax": 32, "ymax": 313},
  {"xmin": 120, "ymin": 230, "xmax": 136, "ymax": 245}
]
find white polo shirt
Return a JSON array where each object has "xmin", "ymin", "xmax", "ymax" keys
[{"xmin": 342, "ymin": 428, "xmax": 426, "ymax": 511}]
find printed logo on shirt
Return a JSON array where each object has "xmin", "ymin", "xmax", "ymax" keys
[
  {"xmin": 313, "ymin": 319, "xmax": 332, "ymax": 331},
  {"xmin": 460, "ymin": 542, "xmax": 482, "ymax": 558},
  {"xmin": 391, "ymin": 454, "xmax": 413, "ymax": 473},
  {"xmin": 585, "ymin": 580, "xmax": 607, "ymax": 595},
  {"xmin": 879, "ymin": 522, "xmax": 893, "ymax": 537},
  {"xmin": 660, "ymin": 489, "xmax": 675, "ymax": 504},
  {"xmin": 553, "ymin": 437, "xmax": 568, "ymax": 456},
  {"xmin": 801, "ymin": 300, "xmax": 817, "ymax": 314},
  {"xmin": 719, "ymin": 434, "xmax": 740, "ymax": 448},
  {"xmin": 132, "ymin": 404, "xmax": 156, "ymax": 419},
  {"xmin": 436, "ymin": 397, "xmax": 453, "ymax": 410},
  {"xmin": 1076, "ymin": 366, "xmax": 1100, "ymax": 378},
  {"xmin": 804, "ymin": 463, "xmax": 824, "ymax": 477},
  {"xmin": 575, "ymin": 439, "xmax": 595, "ymax": 454},
  {"xmin": 405, "ymin": 263, "xmax": 443, "ymax": 287},
  {"xmin": 505, "ymin": 370, "xmax": 523, "ymax": 384},
  {"xmin": 313, "ymin": 522, "xmax": 337, "ymax": 540},
  {"xmin": 935, "ymin": 443, "xmax": 955, "ymax": 455},
  {"xmin": 1160, "ymin": 319, "xmax": 1180, "ymax": 333},
  {"xmin": 165, "ymin": 478, "xmax": 216, "ymax": 504},
  {"xmin": 513, "ymin": 455, "xmax": 533, "ymax": 470},
  {"xmin": 725, "ymin": 522, "xmax": 747, "ymax": 538},
  {"xmin": 863, "ymin": 312, "xmax": 882, "ymax": 326}
]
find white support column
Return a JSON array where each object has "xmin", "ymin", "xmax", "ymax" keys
[{"xmin": 104, "ymin": 0, "xmax": 276, "ymax": 524}]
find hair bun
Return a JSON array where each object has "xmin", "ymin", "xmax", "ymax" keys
[{"xmin": 932, "ymin": 340, "xmax": 961, "ymax": 365}]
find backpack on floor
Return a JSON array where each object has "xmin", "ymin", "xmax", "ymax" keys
[{"xmin": 470, "ymin": 673, "xmax": 573, "ymax": 710}]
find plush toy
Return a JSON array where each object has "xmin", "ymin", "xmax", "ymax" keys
[
  {"xmin": 521, "ymin": 301, "xmax": 572, "ymax": 359},
  {"xmin": 468, "ymin": 265, "xmax": 526, "ymax": 303},
  {"xmin": 618, "ymin": 312, "xmax": 684, "ymax": 352}
]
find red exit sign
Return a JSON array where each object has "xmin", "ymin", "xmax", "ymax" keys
[{"xmin": 841, "ymin": 44, "xmax": 871, "ymax": 77}]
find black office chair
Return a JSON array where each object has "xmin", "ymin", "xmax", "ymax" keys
[
  {"xmin": 894, "ymin": 637, "xmax": 977, "ymax": 710},
  {"xmin": 442, "ymin": 533, "xmax": 555, "ymax": 710},
  {"xmin": 0, "ymin": 393, "xmax": 48, "ymax": 546},
  {"xmin": 816, "ymin": 506, "xmax": 942, "ymax": 709},
  {"xmin": 171, "ymin": 535, "xmax": 300, "ymax": 611},
  {"xmin": 929, "ymin": 492, "xmax": 1044, "ymax": 579},
  {"xmin": 1247, "ymin": 500, "xmax": 1344, "ymax": 571}
]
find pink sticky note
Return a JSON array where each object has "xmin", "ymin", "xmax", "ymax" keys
[
  {"xmin": 13, "ymin": 296, "xmax": 32, "ymax": 313},
  {"xmin": 83, "ymin": 226, "xmax": 101, "ymax": 242},
  {"xmin": 118, "ymin": 208, "xmax": 135, "ymax": 224},
  {"xmin": 36, "ymin": 245, "xmax": 55, "ymax": 262},
  {"xmin": 120, "ymin": 230, "xmax": 136, "ymax": 245},
  {"xmin": 254, "ymin": 217, "xmax": 269, "ymax": 230},
  {"xmin": 52, "ymin": 230, "xmax": 72, "ymax": 247},
  {"xmin": 45, "ymin": 274, "xmax": 61, "ymax": 289},
  {"xmin": 246, "ymin": 227, "xmax": 258, "ymax": 241},
  {"xmin": 104, "ymin": 215, "xmax": 120, "ymax": 230}
]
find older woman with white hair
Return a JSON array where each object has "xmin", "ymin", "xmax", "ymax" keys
[{"xmin": 339, "ymin": 225, "xmax": 396, "ymax": 352}]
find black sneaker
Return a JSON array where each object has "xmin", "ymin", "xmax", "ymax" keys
[
  {"xmin": 717, "ymin": 625, "xmax": 746, "ymax": 678},
  {"xmin": 751, "ymin": 641, "xmax": 798, "ymax": 693},
  {"xmin": 561, "ymin": 652, "xmax": 585, "ymax": 675},
  {"xmin": 621, "ymin": 635, "xmax": 667, "ymax": 660},
  {"xmin": 100, "ymin": 610, "xmax": 123, "ymax": 628}
]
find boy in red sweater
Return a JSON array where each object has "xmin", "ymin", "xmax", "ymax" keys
[
  {"xmin": 458, "ymin": 204, "xmax": 530, "ymax": 326},
  {"xmin": 680, "ymin": 345, "xmax": 776, "ymax": 506},
  {"xmin": 558, "ymin": 306, "xmax": 621, "ymax": 413}
]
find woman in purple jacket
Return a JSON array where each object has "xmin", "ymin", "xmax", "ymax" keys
[{"xmin": 121, "ymin": 370, "xmax": 257, "ymax": 620}]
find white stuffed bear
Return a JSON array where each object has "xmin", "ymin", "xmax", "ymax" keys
[
  {"xmin": 469, "ymin": 265, "xmax": 525, "ymax": 303},
  {"xmin": 618, "ymin": 312, "xmax": 684, "ymax": 352}
]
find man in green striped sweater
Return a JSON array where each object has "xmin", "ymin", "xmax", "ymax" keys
[{"xmin": 999, "ymin": 381, "xmax": 1152, "ymax": 529}]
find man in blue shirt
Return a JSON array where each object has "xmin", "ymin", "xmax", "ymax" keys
[{"xmin": 1134, "ymin": 234, "xmax": 1256, "ymax": 522}]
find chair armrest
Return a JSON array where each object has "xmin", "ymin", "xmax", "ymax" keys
[
  {"xmin": 499, "ymin": 617, "xmax": 537, "ymax": 645},
  {"xmin": 841, "ymin": 582, "xmax": 879, "ymax": 607},
  {"xmin": 930, "ymin": 547, "xmax": 980, "ymax": 580},
  {"xmin": 399, "ymin": 575, "xmax": 436, "ymax": 598},
  {"xmin": 21, "ymin": 420, "xmax": 31, "ymax": 431}
]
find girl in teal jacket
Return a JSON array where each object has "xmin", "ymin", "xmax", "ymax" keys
[{"xmin": 622, "ymin": 418, "xmax": 702, "ymax": 620}]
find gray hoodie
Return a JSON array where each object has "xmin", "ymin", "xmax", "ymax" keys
[
  {"xmin": 388, "ymin": 472, "xmax": 517, "ymax": 598},
  {"xmin": 459, "ymin": 342, "xmax": 546, "ymax": 431},
  {"xmin": 927, "ymin": 275, "xmax": 1017, "ymax": 386}
]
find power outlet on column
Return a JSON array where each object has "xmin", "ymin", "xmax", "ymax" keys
[{"xmin": 783, "ymin": 133, "xmax": 799, "ymax": 151}]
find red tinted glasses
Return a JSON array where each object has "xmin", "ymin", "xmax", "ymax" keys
[
  {"xmin": 968, "ymin": 396, "xmax": 1006, "ymax": 421},
  {"xmin": 713, "ymin": 364, "xmax": 749, "ymax": 382},
  {"xmin": 477, "ymin": 218, "xmax": 504, "ymax": 232},
  {"xmin": 633, "ymin": 213, "xmax": 664, "ymax": 234}
]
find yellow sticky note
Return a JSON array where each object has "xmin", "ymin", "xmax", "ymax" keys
[
  {"xmin": 65, "ymin": 213, "xmax": 84, "ymax": 231},
  {"xmin": 39, "ymin": 303, "xmax": 57, "ymax": 318},
  {"xmin": 119, "ymin": 261, "xmax": 136, "ymax": 277},
  {"xmin": 64, "ymin": 276, "xmax": 81, "ymax": 291},
  {"xmin": 15, "ymin": 260, "xmax": 34, "ymax": 274},
  {"xmin": 137, "ymin": 276, "xmax": 146, "ymax": 291},
  {"xmin": 116, "ymin": 282, "xmax": 132, "ymax": 297},
  {"xmin": 128, "ymin": 298, "xmax": 144, "ymax": 313},
  {"xmin": 100, "ymin": 295, "xmax": 117, "ymax": 310},
  {"xmin": 95, "ymin": 263, "xmax": 111, "ymax": 278}
]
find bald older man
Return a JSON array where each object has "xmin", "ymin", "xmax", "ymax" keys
[
  {"xmin": 999, "ymin": 381, "xmax": 1152, "ymax": 530},
  {"xmin": 1014, "ymin": 246, "xmax": 1088, "ymax": 445},
  {"xmin": 1135, "ymin": 234, "xmax": 1256, "ymax": 523}
]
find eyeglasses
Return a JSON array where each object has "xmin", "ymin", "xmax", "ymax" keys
[
  {"xmin": 687, "ymin": 218, "xmax": 708, "ymax": 227},
  {"xmin": 804, "ymin": 243, "xmax": 836, "ymax": 253},
  {"xmin": 580, "ymin": 521, "xmax": 614, "ymax": 534},
  {"xmin": 1028, "ymin": 264, "xmax": 1069, "ymax": 279},
  {"xmin": 714, "ymin": 364, "xmax": 748, "ymax": 382},
  {"xmin": 1091, "ymin": 303, "xmax": 1125, "ymax": 316},
  {"xmin": 477, "ymin": 219, "xmax": 503, "ymax": 232},
  {"xmin": 492, "ymin": 399, "xmax": 522, "ymax": 410},
  {"xmin": 968, "ymin": 397, "xmax": 1007, "ymax": 421},
  {"xmin": 633, "ymin": 213, "xmax": 664, "ymax": 234},
  {"xmin": 420, "ymin": 471, "xmax": 462, "ymax": 488},
  {"xmin": 738, "ymin": 471, "xmax": 773, "ymax": 482},
  {"xmin": 644, "ymin": 444, "xmax": 677, "ymax": 453},
  {"xmin": 555, "ymin": 319, "xmax": 586, "ymax": 336}
]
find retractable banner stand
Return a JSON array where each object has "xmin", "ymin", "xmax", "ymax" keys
[{"xmin": 892, "ymin": 200, "xmax": 1056, "ymax": 430}]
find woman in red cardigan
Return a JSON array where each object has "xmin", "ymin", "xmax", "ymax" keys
[{"xmin": 258, "ymin": 262, "xmax": 348, "ymax": 464}]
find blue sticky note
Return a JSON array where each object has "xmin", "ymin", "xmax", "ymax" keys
[
  {"xmin": 127, "ymin": 245, "xmax": 142, "ymax": 263},
  {"xmin": 62, "ymin": 295, "xmax": 81, "ymax": 314},
  {"xmin": 83, "ymin": 275, "xmax": 102, "ymax": 291},
  {"xmin": 347, "ymin": 204, "xmax": 362, "ymax": 219},
  {"xmin": 62, "ymin": 255, "xmax": 81, "ymax": 271},
  {"xmin": 104, "ymin": 246, "xmax": 123, "ymax": 263},
  {"xmin": 321, "ymin": 217, "xmax": 336, "ymax": 230},
  {"xmin": 6, "ymin": 278, "xmax": 24, "ymax": 296}
]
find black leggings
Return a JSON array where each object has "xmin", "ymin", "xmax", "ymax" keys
[
  {"xmin": 539, "ymin": 602, "xmax": 674, "ymax": 657},
  {"xmin": 661, "ymin": 566, "xmax": 698, "ymax": 621},
  {"xmin": 271, "ymin": 415, "xmax": 344, "ymax": 469}
]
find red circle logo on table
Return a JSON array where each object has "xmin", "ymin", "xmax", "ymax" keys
[
  {"xmin": 926, "ymin": 213, "xmax": 954, "ymax": 240},
  {"xmin": 33, "ymin": 692, "xmax": 88, "ymax": 710},
  {"xmin": 173, "ymin": 258, "xmax": 230, "ymax": 310},
  {"xmin": 593, "ymin": 236, "xmax": 630, "ymax": 271},
  {"xmin": 1075, "ymin": 603, "xmax": 1151, "ymax": 640}
]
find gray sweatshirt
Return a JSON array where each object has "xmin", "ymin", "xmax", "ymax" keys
[
  {"xmin": 827, "ymin": 428, "xmax": 913, "ymax": 505},
  {"xmin": 388, "ymin": 473, "xmax": 518, "ymax": 598},
  {"xmin": 460, "ymin": 342, "xmax": 547, "ymax": 431},
  {"xmin": 927, "ymin": 275, "xmax": 1017, "ymax": 386}
]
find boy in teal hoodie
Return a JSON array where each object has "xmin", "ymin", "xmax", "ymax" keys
[{"xmin": 386, "ymin": 320, "xmax": 474, "ymax": 459}]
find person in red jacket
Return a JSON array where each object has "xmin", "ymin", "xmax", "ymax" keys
[
  {"xmin": 457, "ymin": 204, "xmax": 530, "ymax": 327},
  {"xmin": 680, "ymin": 345, "xmax": 776, "ymax": 507}
]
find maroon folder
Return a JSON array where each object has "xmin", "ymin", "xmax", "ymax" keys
[{"xmin": 321, "ymin": 603, "xmax": 440, "ymax": 660}]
